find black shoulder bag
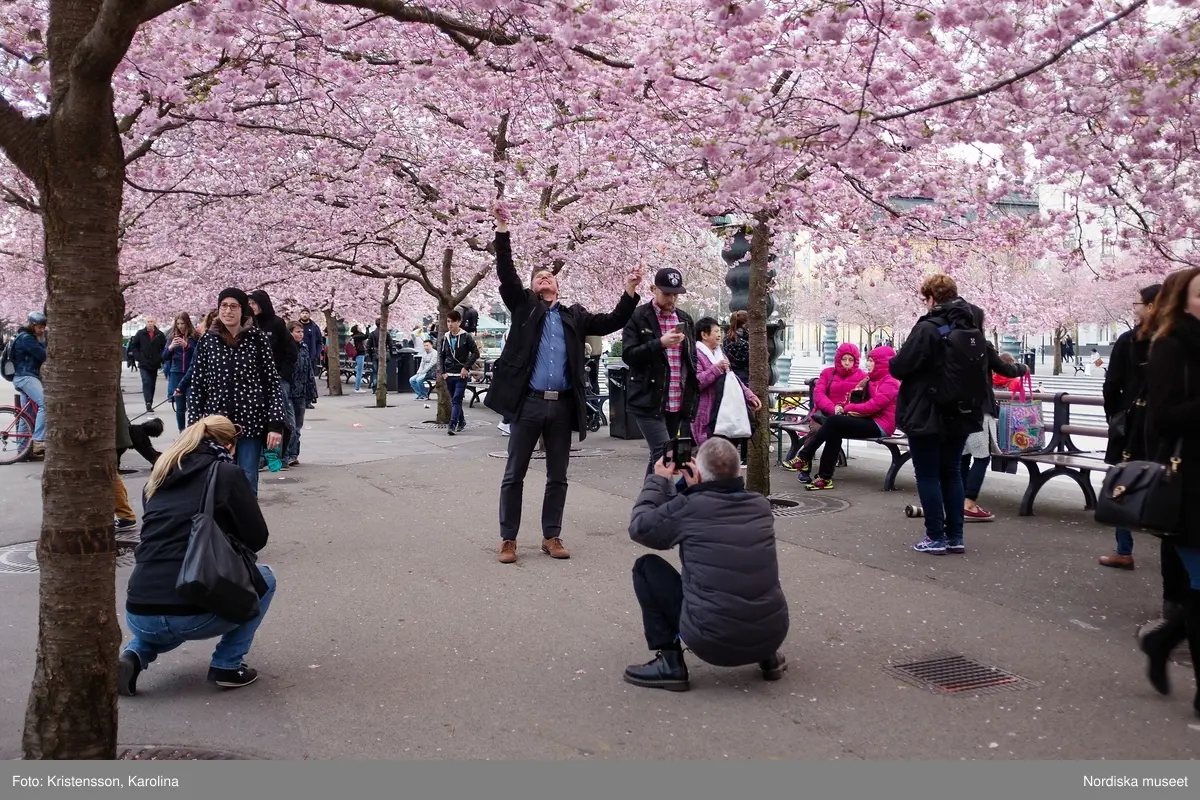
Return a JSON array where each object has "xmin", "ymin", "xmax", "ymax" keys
[
  {"xmin": 1094, "ymin": 367, "xmax": 1187, "ymax": 536},
  {"xmin": 176, "ymin": 463, "xmax": 263, "ymax": 623}
]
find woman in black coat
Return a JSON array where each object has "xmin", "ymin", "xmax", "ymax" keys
[
  {"xmin": 118, "ymin": 414, "xmax": 276, "ymax": 697},
  {"xmin": 1139, "ymin": 267, "xmax": 1200, "ymax": 717},
  {"xmin": 1098, "ymin": 283, "xmax": 1160, "ymax": 569}
]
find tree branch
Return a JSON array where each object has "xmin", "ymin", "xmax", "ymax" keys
[
  {"xmin": 0, "ymin": 96, "xmax": 46, "ymax": 188},
  {"xmin": 74, "ymin": 0, "xmax": 189, "ymax": 84}
]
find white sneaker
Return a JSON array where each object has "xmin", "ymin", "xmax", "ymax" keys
[{"xmin": 497, "ymin": 422, "xmax": 510, "ymax": 435}]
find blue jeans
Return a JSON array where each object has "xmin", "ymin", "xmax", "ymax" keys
[
  {"xmin": 1174, "ymin": 545, "xmax": 1200, "ymax": 590},
  {"xmin": 1115, "ymin": 528, "xmax": 1134, "ymax": 557},
  {"xmin": 959, "ymin": 454, "xmax": 989, "ymax": 501},
  {"xmin": 124, "ymin": 565, "xmax": 276, "ymax": 671},
  {"xmin": 166, "ymin": 371, "xmax": 188, "ymax": 432},
  {"xmin": 370, "ymin": 356, "xmax": 379, "ymax": 390},
  {"xmin": 445, "ymin": 376, "xmax": 467, "ymax": 427},
  {"xmin": 354, "ymin": 355, "xmax": 365, "ymax": 390},
  {"xmin": 409, "ymin": 374, "xmax": 429, "ymax": 399},
  {"xmin": 12, "ymin": 376, "xmax": 46, "ymax": 442},
  {"xmin": 235, "ymin": 436, "xmax": 264, "ymax": 494},
  {"xmin": 287, "ymin": 391, "xmax": 306, "ymax": 462},
  {"xmin": 909, "ymin": 433, "xmax": 969, "ymax": 544}
]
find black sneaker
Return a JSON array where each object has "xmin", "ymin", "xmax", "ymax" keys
[
  {"xmin": 114, "ymin": 516, "xmax": 138, "ymax": 531},
  {"xmin": 207, "ymin": 663, "xmax": 258, "ymax": 689},
  {"xmin": 759, "ymin": 652, "xmax": 788, "ymax": 681},
  {"xmin": 118, "ymin": 650, "xmax": 141, "ymax": 697},
  {"xmin": 447, "ymin": 426, "xmax": 457, "ymax": 436}
]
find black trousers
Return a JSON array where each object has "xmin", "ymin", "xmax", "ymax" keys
[
  {"xmin": 499, "ymin": 393, "xmax": 575, "ymax": 541},
  {"xmin": 633, "ymin": 410, "xmax": 684, "ymax": 475},
  {"xmin": 139, "ymin": 367, "xmax": 158, "ymax": 406},
  {"xmin": 798, "ymin": 414, "xmax": 880, "ymax": 478},
  {"xmin": 633, "ymin": 554, "xmax": 683, "ymax": 651}
]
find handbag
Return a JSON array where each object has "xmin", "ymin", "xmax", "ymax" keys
[
  {"xmin": 1095, "ymin": 439, "xmax": 1184, "ymax": 535},
  {"xmin": 996, "ymin": 375, "xmax": 1045, "ymax": 455},
  {"xmin": 176, "ymin": 463, "xmax": 263, "ymax": 623},
  {"xmin": 713, "ymin": 373, "xmax": 753, "ymax": 439}
]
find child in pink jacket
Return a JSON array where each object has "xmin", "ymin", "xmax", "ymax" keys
[{"xmin": 795, "ymin": 346, "xmax": 900, "ymax": 489}]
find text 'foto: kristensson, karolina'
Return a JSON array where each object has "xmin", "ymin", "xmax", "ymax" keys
[
  {"xmin": 1084, "ymin": 775, "xmax": 1190, "ymax": 788},
  {"xmin": 13, "ymin": 775, "xmax": 180, "ymax": 788}
]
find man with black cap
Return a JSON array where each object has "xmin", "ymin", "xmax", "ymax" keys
[
  {"xmin": 484, "ymin": 209, "xmax": 642, "ymax": 564},
  {"xmin": 621, "ymin": 267, "xmax": 699, "ymax": 475}
]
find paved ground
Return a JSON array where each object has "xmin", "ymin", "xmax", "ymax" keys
[{"xmin": 1, "ymin": 372, "xmax": 1198, "ymax": 760}]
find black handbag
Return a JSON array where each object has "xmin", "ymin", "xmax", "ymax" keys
[
  {"xmin": 1095, "ymin": 439, "xmax": 1185, "ymax": 535},
  {"xmin": 176, "ymin": 463, "xmax": 262, "ymax": 623}
]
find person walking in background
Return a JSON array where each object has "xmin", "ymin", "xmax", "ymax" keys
[
  {"xmin": 1139, "ymin": 267, "xmax": 1200, "ymax": 718},
  {"xmin": 1098, "ymin": 283, "xmax": 1161, "ymax": 569},
  {"xmin": 691, "ymin": 316, "xmax": 761, "ymax": 450},
  {"xmin": 724, "ymin": 310, "xmax": 750, "ymax": 386},
  {"xmin": 890, "ymin": 275, "xmax": 990, "ymax": 556},
  {"xmin": 286, "ymin": 321, "xmax": 318, "ymax": 467},
  {"xmin": 785, "ymin": 342, "xmax": 864, "ymax": 476},
  {"xmin": 409, "ymin": 338, "xmax": 438, "ymax": 404},
  {"xmin": 163, "ymin": 313, "xmax": 198, "ymax": 432},
  {"xmin": 349, "ymin": 325, "xmax": 368, "ymax": 392},
  {"xmin": 298, "ymin": 309, "xmax": 323, "ymax": 406},
  {"xmin": 118, "ymin": 415, "xmax": 276, "ymax": 696},
  {"xmin": 186, "ymin": 288, "xmax": 285, "ymax": 493},
  {"xmin": 624, "ymin": 438, "xmax": 788, "ymax": 692},
  {"xmin": 622, "ymin": 268, "xmax": 700, "ymax": 475},
  {"xmin": 248, "ymin": 290, "xmax": 298, "ymax": 463},
  {"xmin": 127, "ymin": 317, "xmax": 166, "ymax": 411},
  {"xmin": 793, "ymin": 346, "xmax": 899, "ymax": 491},
  {"xmin": 484, "ymin": 209, "xmax": 640, "ymax": 564},
  {"xmin": 439, "ymin": 310, "xmax": 480, "ymax": 435},
  {"xmin": 11, "ymin": 311, "xmax": 47, "ymax": 460}
]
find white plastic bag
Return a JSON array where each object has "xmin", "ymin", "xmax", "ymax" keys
[{"xmin": 714, "ymin": 375, "xmax": 752, "ymax": 439}]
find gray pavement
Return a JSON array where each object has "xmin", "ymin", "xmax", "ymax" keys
[{"xmin": 1, "ymin": 372, "xmax": 1198, "ymax": 760}]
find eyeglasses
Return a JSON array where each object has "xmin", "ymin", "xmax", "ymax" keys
[{"xmin": 218, "ymin": 302, "xmax": 242, "ymax": 311}]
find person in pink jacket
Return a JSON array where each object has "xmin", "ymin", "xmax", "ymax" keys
[
  {"xmin": 794, "ymin": 346, "xmax": 901, "ymax": 490},
  {"xmin": 786, "ymin": 342, "xmax": 866, "ymax": 471},
  {"xmin": 691, "ymin": 317, "xmax": 762, "ymax": 447}
]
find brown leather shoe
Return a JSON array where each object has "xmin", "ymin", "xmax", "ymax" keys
[
  {"xmin": 1099, "ymin": 553, "xmax": 1135, "ymax": 570},
  {"xmin": 541, "ymin": 537, "xmax": 570, "ymax": 559},
  {"xmin": 499, "ymin": 540, "xmax": 517, "ymax": 564},
  {"xmin": 29, "ymin": 442, "xmax": 45, "ymax": 461}
]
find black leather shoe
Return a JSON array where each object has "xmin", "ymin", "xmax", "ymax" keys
[
  {"xmin": 1141, "ymin": 613, "xmax": 1186, "ymax": 696},
  {"xmin": 759, "ymin": 652, "xmax": 788, "ymax": 681},
  {"xmin": 207, "ymin": 663, "xmax": 258, "ymax": 689},
  {"xmin": 623, "ymin": 649, "xmax": 689, "ymax": 691},
  {"xmin": 118, "ymin": 650, "xmax": 141, "ymax": 697}
]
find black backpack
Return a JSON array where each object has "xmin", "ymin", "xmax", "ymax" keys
[
  {"xmin": 931, "ymin": 317, "xmax": 990, "ymax": 417},
  {"xmin": 1, "ymin": 335, "xmax": 19, "ymax": 381}
]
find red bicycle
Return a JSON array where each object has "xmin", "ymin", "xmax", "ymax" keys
[{"xmin": 0, "ymin": 394, "xmax": 38, "ymax": 464}]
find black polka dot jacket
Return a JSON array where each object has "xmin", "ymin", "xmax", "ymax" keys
[{"xmin": 185, "ymin": 326, "xmax": 286, "ymax": 439}]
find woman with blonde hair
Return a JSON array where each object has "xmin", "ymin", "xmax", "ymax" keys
[{"xmin": 118, "ymin": 415, "xmax": 276, "ymax": 697}]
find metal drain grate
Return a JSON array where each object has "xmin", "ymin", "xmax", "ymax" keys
[
  {"xmin": 0, "ymin": 540, "xmax": 138, "ymax": 575},
  {"xmin": 487, "ymin": 448, "xmax": 615, "ymax": 459},
  {"xmin": 769, "ymin": 492, "xmax": 850, "ymax": 518},
  {"xmin": 117, "ymin": 744, "xmax": 259, "ymax": 760},
  {"xmin": 409, "ymin": 421, "xmax": 490, "ymax": 430},
  {"xmin": 884, "ymin": 652, "xmax": 1037, "ymax": 696}
]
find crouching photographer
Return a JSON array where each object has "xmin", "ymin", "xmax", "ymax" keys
[{"xmin": 624, "ymin": 437, "xmax": 789, "ymax": 691}]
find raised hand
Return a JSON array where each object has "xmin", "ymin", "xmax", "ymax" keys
[{"xmin": 625, "ymin": 268, "xmax": 641, "ymax": 297}]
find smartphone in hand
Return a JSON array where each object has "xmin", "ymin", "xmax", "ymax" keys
[{"xmin": 668, "ymin": 437, "xmax": 694, "ymax": 468}]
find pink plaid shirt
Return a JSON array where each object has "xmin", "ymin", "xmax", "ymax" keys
[{"xmin": 654, "ymin": 301, "xmax": 683, "ymax": 413}]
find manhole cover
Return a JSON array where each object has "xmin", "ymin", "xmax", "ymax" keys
[
  {"xmin": 0, "ymin": 539, "xmax": 138, "ymax": 575},
  {"xmin": 768, "ymin": 492, "xmax": 850, "ymax": 517},
  {"xmin": 1137, "ymin": 619, "xmax": 1193, "ymax": 669},
  {"xmin": 117, "ymin": 745, "xmax": 260, "ymax": 760},
  {"xmin": 884, "ymin": 652, "xmax": 1037, "ymax": 696},
  {"xmin": 487, "ymin": 448, "xmax": 616, "ymax": 459},
  {"xmin": 409, "ymin": 421, "xmax": 491, "ymax": 430}
]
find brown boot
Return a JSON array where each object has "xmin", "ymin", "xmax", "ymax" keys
[
  {"xmin": 29, "ymin": 442, "xmax": 45, "ymax": 460},
  {"xmin": 1099, "ymin": 553, "xmax": 1135, "ymax": 570},
  {"xmin": 541, "ymin": 537, "xmax": 570, "ymax": 559},
  {"xmin": 498, "ymin": 540, "xmax": 517, "ymax": 564}
]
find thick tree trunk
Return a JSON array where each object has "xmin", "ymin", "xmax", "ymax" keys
[
  {"xmin": 374, "ymin": 283, "xmax": 392, "ymax": 408},
  {"xmin": 745, "ymin": 216, "xmax": 773, "ymax": 497},
  {"xmin": 1052, "ymin": 325, "xmax": 1063, "ymax": 376},
  {"xmin": 22, "ymin": 1, "xmax": 127, "ymax": 759},
  {"xmin": 324, "ymin": 309, "xmax": 344, "ymax": 396},
  {"xmin": 435, "ymin": 299, "xmax": 452, "ymax": 425}
]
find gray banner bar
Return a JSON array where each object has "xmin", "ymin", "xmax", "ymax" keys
[{"xmin": 5, "ymin": 761, "xmax": 1197, "ymax": 800}]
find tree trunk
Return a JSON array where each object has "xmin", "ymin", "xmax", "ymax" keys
[
  {"xmin": 435, "ymin": 299, "xmax": 452, "ymax": 425},
  {"xmin": 1052, "ymin": 325, "xmax": 1063, "ymax": 376},
  {"xmin": 22, "ymin": 1, "xmax": 127, "ymax": 758},
  {"xmin": 374, "ymin": 282, "xmax": 396, "ymax": 409},
  {"xmin": 324, "ymin": 309, "xmax": 344, "ymax": 396},
  {"xmin": 745, "ymin": 216, "xmax": 773, "ymax": 497}
]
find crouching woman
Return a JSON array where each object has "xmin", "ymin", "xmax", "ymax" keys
[{"xmin": 118, "ymin": 414, "xmax": 276, "ymax": 696}]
